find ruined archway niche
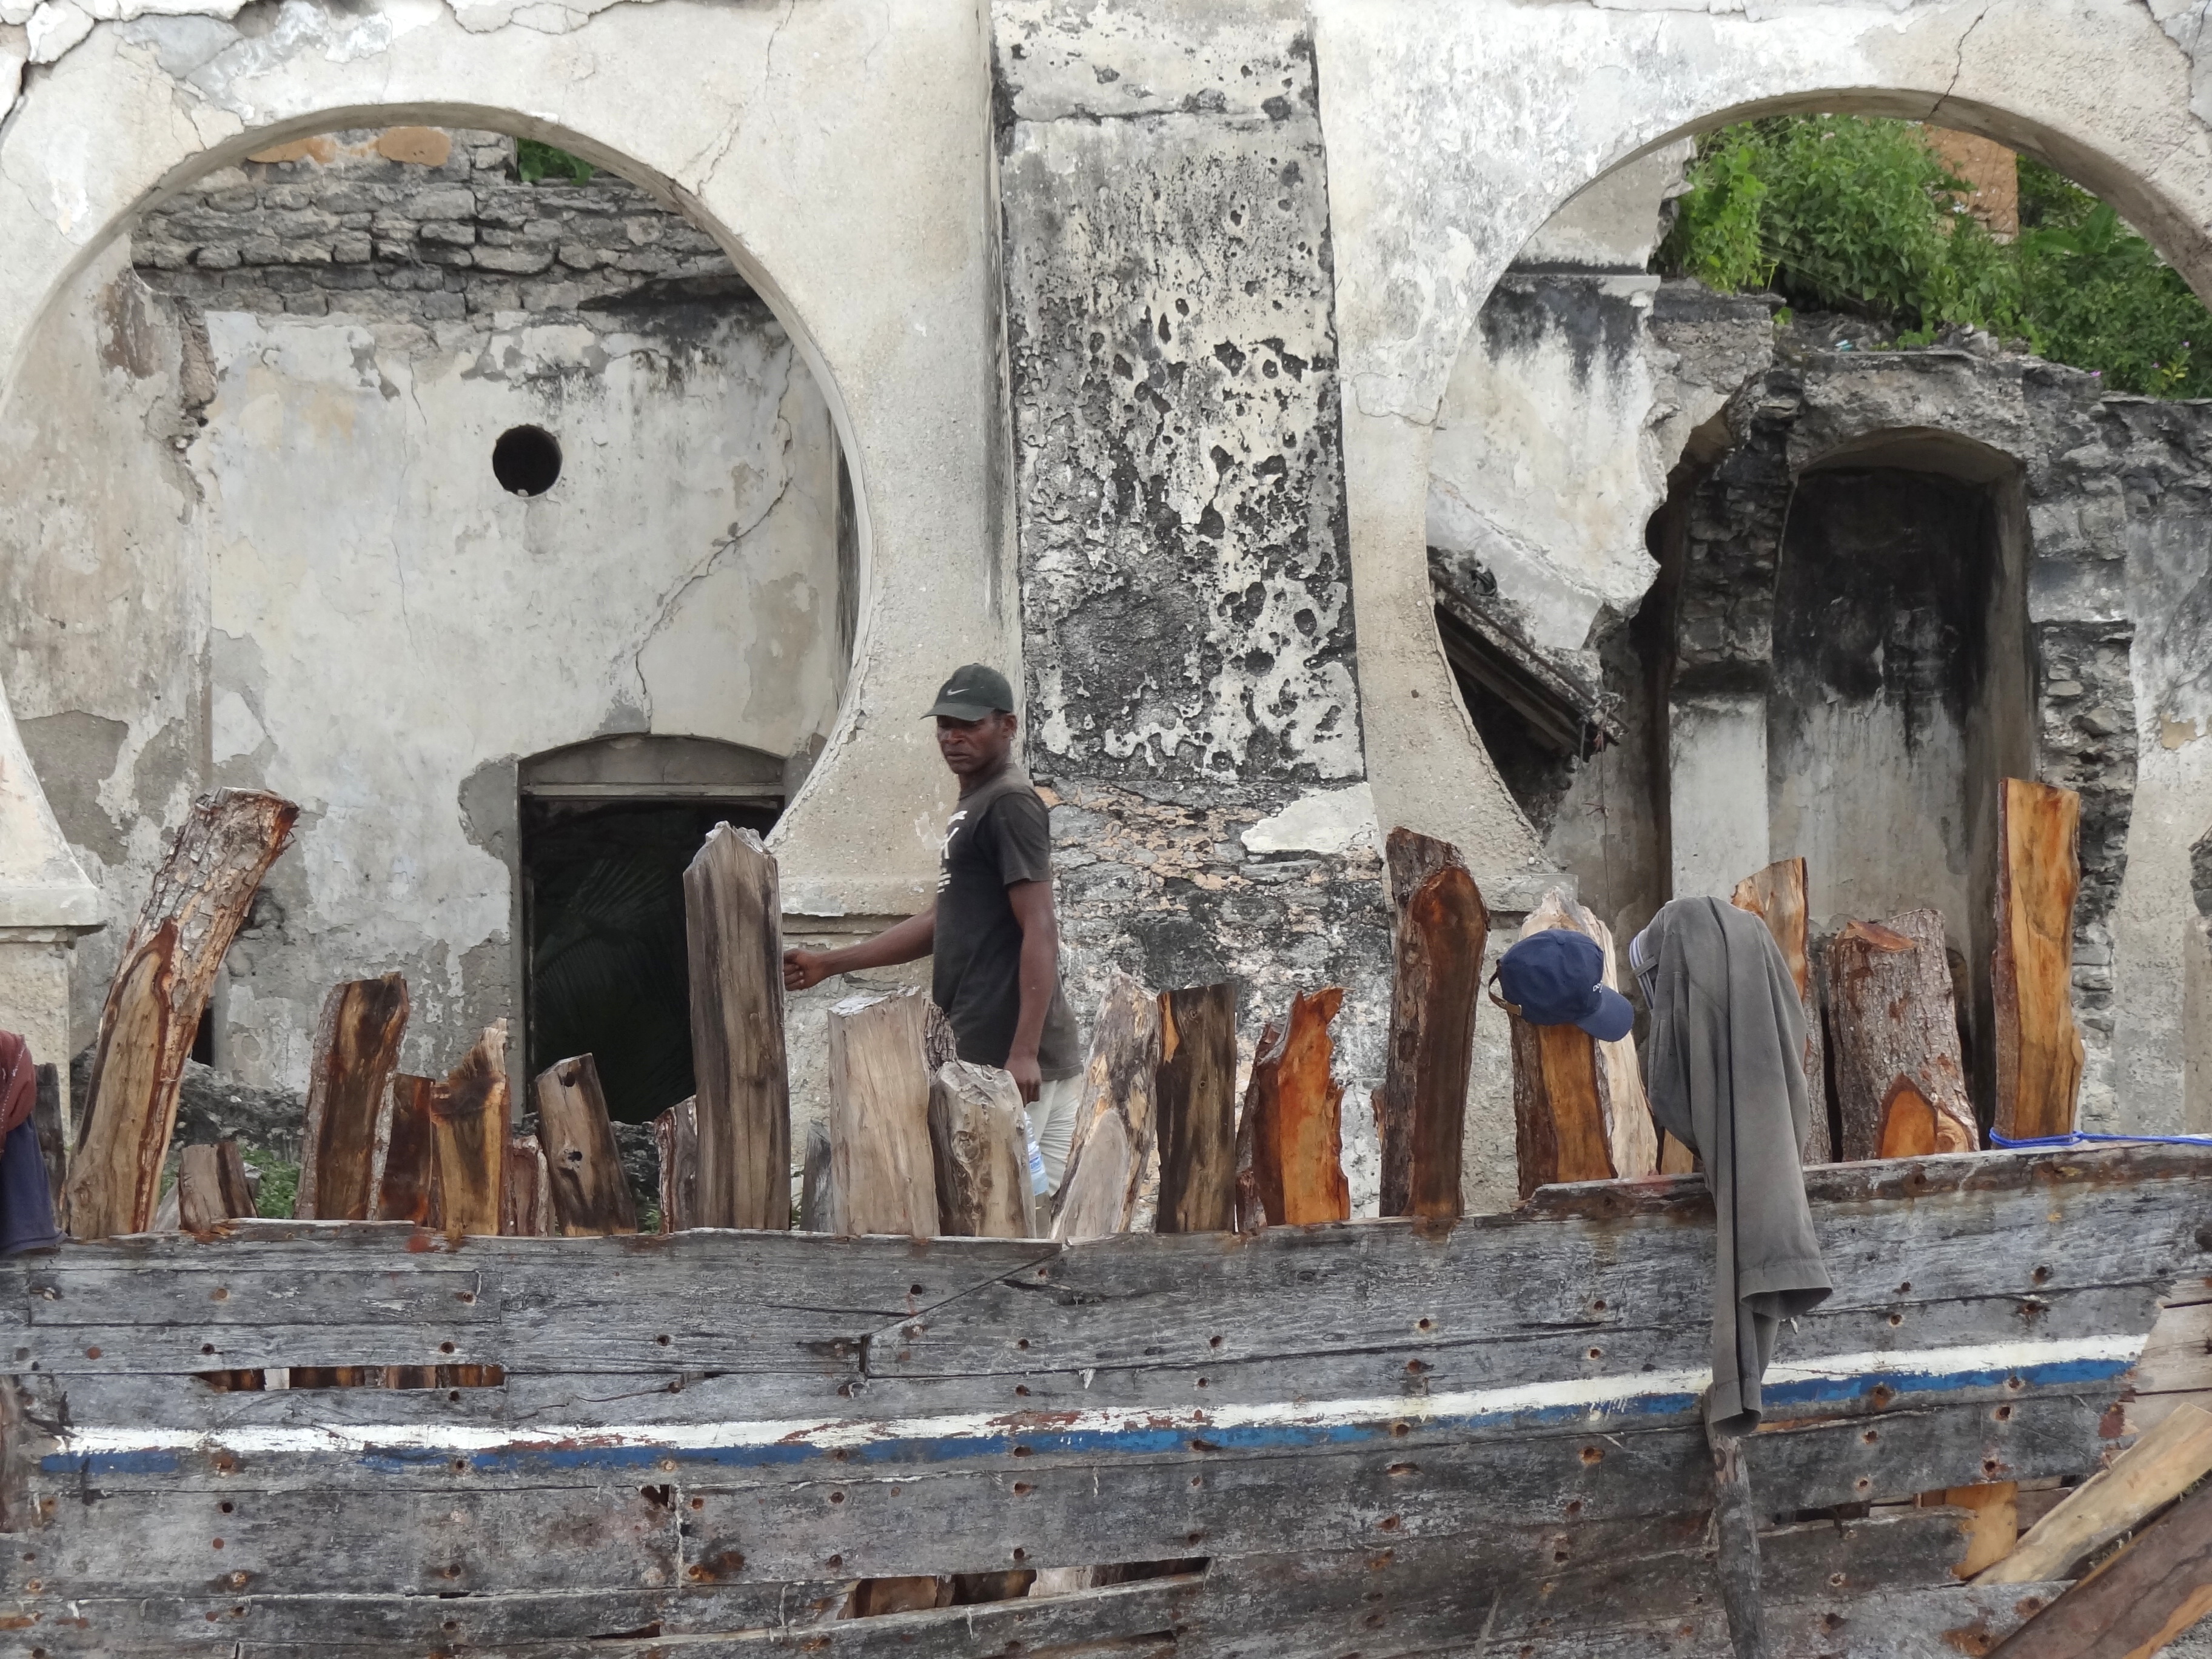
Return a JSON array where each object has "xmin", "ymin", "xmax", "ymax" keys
[{"xmin": 0, "ymin": 120, "xmax": 856, "ymax": 1089}]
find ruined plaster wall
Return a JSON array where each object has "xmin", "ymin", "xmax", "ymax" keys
[
  {"xmin": 1, "ymin": 134, "xmax": 845, "ymax": 1091},
  {"xmin": 993, "ymin": 0, "xmax": 1422, "ymax": 1212}
]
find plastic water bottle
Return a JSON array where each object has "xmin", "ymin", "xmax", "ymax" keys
[{"xmin": 1020, "ymin": 1108, "xmax": 1050, "ymax": 1197}]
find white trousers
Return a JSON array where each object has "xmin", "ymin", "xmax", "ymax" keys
[{"xmin": 1031, "ymin": 1073, "xmax": 1083, "ymax": 1191}]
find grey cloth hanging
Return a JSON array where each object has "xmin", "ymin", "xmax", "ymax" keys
[{"xmin": 1635, "ymin": 897, "xmax": 1831, "ymax": 1431}]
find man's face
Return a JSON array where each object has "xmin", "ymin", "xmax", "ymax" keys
[{"xmin": 936, "ymin": 711, "xmax": 1016, "ymax": 777}]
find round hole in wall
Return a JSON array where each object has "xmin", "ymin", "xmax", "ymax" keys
[{"xmin": 493, "ymin": 425, "xmax": 561, "ymax": 496}]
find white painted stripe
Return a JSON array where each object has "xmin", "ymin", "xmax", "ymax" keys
[{"xmin": 55, "ymin": 1333, "xmax": 2144, "ymax": 1460}]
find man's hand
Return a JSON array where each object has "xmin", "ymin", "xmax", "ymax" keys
[
  {"xmin": 782, "ymin": 947, "xmax": 831, "ymax": 993},
  {"xmin": 1005, "ymin": 1044, "xmax": 1043, "ymax": 1105}
]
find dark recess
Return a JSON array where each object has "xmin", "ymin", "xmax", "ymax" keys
[{"xmin": 494, "ymin": 424, "xmax": 563, "ymax": 496}]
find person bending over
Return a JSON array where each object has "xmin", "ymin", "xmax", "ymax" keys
[{"xmin": 780, "ymin": 664, "xmax": 1084, "ymax": 1187}]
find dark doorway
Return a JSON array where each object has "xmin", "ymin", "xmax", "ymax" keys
[{"xmin": 520, "ymin": 737, "xmax": 783, "ymax": 1124}]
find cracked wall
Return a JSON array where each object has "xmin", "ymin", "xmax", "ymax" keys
[{"xmin": 0, "ymin": 129, "xmax": 844, "ymax": 1091}]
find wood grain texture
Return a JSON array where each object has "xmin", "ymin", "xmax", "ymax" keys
[
  {"xmin": 1707, "ymin": 1423, "xmax": 1768, "ymax": 1659},
  {"xmin": 1375, "ymin": 828, "xmax": 1488, "ymax": 1219},
  {"xmin": 1989, "ymin": 1477, "xmax": 2212, "ymax": 1658},
  {"xmin": 1507, "ymin": 891, "xmax": 1620, "ymax": 1199},
  {"xmin": 1579, "ymin": 908, "xmax": 1658, "ymax": 1179},
  {"xmin": 1994, "ymin": 778, "xmax": 2086, "ymax": 1142},
  {"xmin": 928, "ymin": 1061, "xmax": 1031, "ymax": 1239},
  {"xmin": 800, "ymin": 1115, "xmax": 837, "ymax": 1235},
  {"xmin": 501, "ymin": 1135, "xmax": 551, "ymax": 1238},
  {"xmin": 1982, "ymin": 1403, "xmax": 2212, "ymax": 1584},
  {"xmin": 1731, "ymin": 856, "xmax": 1833, "ymax": 1164},
  {"xmin": 1932, "ymin": 1482, "xmax": 2019, "ymax": 1578},
  {"xmin": 1240, "ymin": 987, "xmax": 1349, "ymax": 1227},
  {"xmin": 654, "ymin": 1096, "xmax": 699, "ymax": 1233},
  {"xmin": 1826, "ymin": 911, "xmax": 1977, "ymax": 1161},
  {"xmin": 532, "ymin": 1055, "xmax": 638, "ymax": 1237},
  {"xmin": 826, "ymin": 988, "xmax": 937, "ymax": 1238},
  {"xmin": 371, "ymin": 1076, "xmax": 438, "ymax": 1226},
  {"xmin": 683, "ymin": 823, "xmax": 791, "ymax": 1232},
  {"xmin": 66, "ymin": 788, "xmax": 297, "ymax": 1241},
  {"xmin": 174, "ymin": 1142, "xmax": 252, "ymax": 1234},
  {"xmin": 429, "ymin": 1022, "xmax": 509, "ymax": 1238},
  {"xmin": 297, "ymin": 974, "xmax": 410, "ymax": 1222},
  {"xmin": 1052, "ymin": 969, "xmax": 1161, "ymax": 1243},
  {"xmin": 32, "ymin": 1062, "xmax": 65, "ymax": 1208},
  {"xmin": 1154, "ymin": 983, "xmax": 1238, "ymax": 1234}
]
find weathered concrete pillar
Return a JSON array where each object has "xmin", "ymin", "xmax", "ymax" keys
[{"xmin": 1667, "ymin": 691, "xmax": 1770, "ymax": 901}]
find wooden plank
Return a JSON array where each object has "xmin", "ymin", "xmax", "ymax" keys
[
  {"xmin": 1239, "ymin": 987, "xmax": 1349, "ymax": 1227},
  {"xmin": 1994, "ymin": 777, "xmax": 2086, "ymax": 1142},
  {"xmin": 64, "ymin": 789, "xmax": 298, "ymax": 1241},
  {"xmin": 1826, "ymin": 910, "xmax": 1978, "ymax": 1161},
  {"xmin": 297, "ymin": 973, "xmax": 410, "ymax": 1222},
  {"xmin": 501, "ymin": 1134, "xmax": 551, "ymax": 1238},
  {"xmin": 1580, "ymin": 907, "xmax": 1658, "ymax": 1179},
  {"xmin": 1052, "ymin": 968, "xmax": 1162, "ymax": 1243},
  {"xmin": 1153, "ymin": 983, "xmax": 1238, "ymax": 1234},
  {"xmin": 1990, "ymin": 1477, "xmax": 2212, "ymax": 1658},
  {"xmin": 173, "ymin": 1142, "xmax": 253, "ymax": 1235},
  {"xmin": 654, "ymin": 1094, "xmax": 699, "ymax": 1233},
  {"xmin": 1982, "ymin": 1403, "xmax": 2212, "ymax": 1583},
  {"xmin": 430, "ymin": 1022, "xmax": 509, "ymax": 1238},
  {"xmin": 826, "ymin": 988, "xmax": 937, "ymax": 1238},
  {"xmin": 683, "ymin": 822, "xmax": 791, "ymax": 1232},
  {"xmin": 1706, "ymin": 1423, "xmax": 1769, "ymax": 1659},
  {"xmin": 1506, "ymin": 893, "xmax": 1623, "ymax": 1198},
  {"xmin": 1373, "ymin": 828, "xmax": 1488, "ymax": 1219},
  {"xmin": 1731, "ymin": 855, "xmax": 1833, "ymax": 1164},
  {"xmin": 532, "ymin": 1055, "xmax": 638, "ymax": 1237},
  {"xmin": 928, "ymin": 1061, "xmax": 1031, "ymax": 1239},
  {"xmin": 799, "ymin": 1115, "xmax": 836, "ymax": 1235},
  {"xmin": 370, "ymin": 1075, "xmax": 438, "ymax": 1226},
  {"xmin": 1928, "ymin": 1482, "xmax": 2020, "ymax": 1578}
]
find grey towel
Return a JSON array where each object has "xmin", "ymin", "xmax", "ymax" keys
[{"xmin": 1640, "ymin": 897, "xmax": 1831, "ymax": 1430}]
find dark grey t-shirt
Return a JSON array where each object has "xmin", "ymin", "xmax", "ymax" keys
[{"xmin": 933, "ymin": 770, "xmax": 1081, "ymax": 1080}]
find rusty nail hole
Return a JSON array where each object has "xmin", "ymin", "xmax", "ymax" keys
[
  {"xmin": 1416, "ymin": 1318, "xmax": 1434, "ymax": 1332},
  {"xmin": 1187, "ymin": 1530, "xmax": 1203, "ymax": 1544},
  {"xmin": 439, "ymin": 1342, "xmax": 455, "ymax": 1355},
  {"xmin": 448, "ymin": 1390, "xmax": 461, "ymax": 1403},
  {"xmin": 1013, "ymin": 1547, "xmax": 1027, "ymax": 1561},
  {"xmin": 1013, "ymin": 1483, "xmax": 1033, "ymax": 1495},
  {"xmin": 1391, "ymin": 1421, "xmax": 1411, "ymax": 1438},
  {"xmin": 210, "ymin": 1287, "xmax": 229, "ymax": 1301},
  {"xmin": 1013, "ymin": 1446, "xmax": 1033, "ymax": 1457},
  {"xmin": 218, "ymin": 1502, "xmax": 233, "ymax": 1514},
  {"xmin": 451, "ymin": 1459, "xmax": 467, "ymax": 1472},
  {"xmin": 1896, "ymin": 1281, "xmax": 1912, "ymax": 1295},
  {"xmin": 1580, "ymin": 1446, "xmax": 1602, "ymax": 1465},
  {"xmin": 1888, "ymin": 1313, "xmax": 1903, "ymax": 1327},
  {"xmin": 1862, "ymin": 1430, "xmax": 1879, "ymax": 1444},
  {"xmin": 1587, "ymin": 1349, "xmax": 1602, "ymax": 1361},
  {"xmin": 201, "ymin": 1344, "xmax": 215, "ymax": 1355},
  {"xmin": 1564, "ymin": 1501, "xmax": 1583, "ymax": 1518},
  {"xmin": 1829, "ymin": 1573, "xmax": 1846, "ymax": 1587},
  {"xmin": 1379, "ymin": 1515, "xmax": 1401, "ymax": 1532},
  {"xmin": 2032, "ymin": 1265, "xmax": 2052, "ymax": 1285},
  {"xmin": 212, "ymin": 1539, "xmax": 224, "ymax": 1550},
  {"xmin": 1209, "ymin": 1335, "xmax": 1222, "ymax": 1348},
  {"xmin": 690, "ymin": 1497, "xmax": 704, "ymax": 1510},
  {"xmin": 1855, "ymin": 1478, "xmax": 1871, "ymax": 1492},
  {"xmin": 1015, "ymin": 1385, "xmax": 1030, "ymax": 1396},
  {"xmin": 656, "ymin": 1335, "xmax": 671, "ymax": 1347},
  {"xmin": 1984, "ymin": 1460, "xmax": 2002, "ymax": 1476},
  {"xmin": 1198, "ymin": 1377, "xmax": 1208, "ymax": 1388},
  {"xmin": 1592, "ymin": 1300, "xmax": 1606, "ymax": 1312},
  {"xmin": 457, "ymin": 1292, "xmax": 475, "ymax": 1304},
  {"xmin": 1996, "ymin": 1406, "xmax": 2014, "ymax": 1421},
  {"xmin": 84, "ymin": 1347, "xmax": 100, "ymax": 1360},
  {"xmin": 1017, "ymin": 1339, "xmax": 1030, "ymax": 1350},
  {"xmin": 910, "ymin": 1284, "xmax": 925, "ymax": 1296},
  {"xmin": 1406, "ymin": 1359, "xmax": 1426, "ymax": 1374},
  {"xmin": 828, "ymin": 1555, "xmax": 843, "ymax": 1569},
  {"xmin": 829, "ymin": 1492, "xmax": 844, "ymax": 1504},
  {"xmin": 1387, "ymin": 1463, "xmax": 1417, "ymax": 1476},
  {"xmin": 832, "ymin": 1449, "xmax": 848, "ymax": 1462}
]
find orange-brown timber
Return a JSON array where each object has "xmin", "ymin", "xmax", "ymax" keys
[
  {"xmin": 1730, "ymin": 856, "xmax": 1832, "ymax": 1163},
  {"xmin": 533, "ymin": 1054, "xmax": 638, "ymax": 1236},
  {"xmin": 1826, "ymin": 912, "xmax": 1976, "ymax": 1161},
  {"xmin": 1992, "ymin": 778, "xmax": 2085, "ymax": 1141},
  {"xmin": 297, "ymin": 973, "xmax": 411, "ymax": 1221},
  {"xmin": 1374, "ymin": 829, "xmax": 1487, "ymax": 1219},
  {"xmin": 1241, "ymin": 987, "xmax": 1349, "ymax": 1227},
  {"xmin": 430, "ymin": 1021, "xmax": 510, "ymax": 1238},
  {"xmin": 65, "ymin": 788, "xmax": 297, "ymax": 1239},
  {"xmin": 373, "ymin": 1075, "xmax": 440, "ymax": 1225}
]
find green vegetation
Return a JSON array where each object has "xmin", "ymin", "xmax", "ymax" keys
[
  {"xmin": 517, "ymin": 138, "xmax": 595, "ymax": 184},
  {"xmin": 246, "ymin": 1151, "xmax": 299, "ymax": 1219},
  {"xmin": 1659, "ymin": 115, "xmax": 2212, "ymax": 398}
]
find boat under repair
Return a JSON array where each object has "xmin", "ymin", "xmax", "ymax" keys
[{"xmin": 4, "ymin": 1139, "xmax": 2207, "ymax": 1657}]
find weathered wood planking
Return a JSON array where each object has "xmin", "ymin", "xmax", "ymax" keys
[
  {"xmin": 4, "ymin": 1145, "xmax": 2202, "ymax": 1658},
  {"xmin": 297, "ymin": 973, "xmax": 411, "ymax": 1221},
  {"xmin": 532, "ymin": 1054, "xmax": 638, "ymax": 1236},
  {"xmin": 1994, "ymin": 777, "xmax": 2086, "ymax": 1142},
  {"xmin": 1154, "ymin": 982, "xmax": 1238, "ymax": 1233},
  {"xmin": 684, "ymin": 823, "xmax": 791, "ymax": 1232},
  {"xmin": 1374, "ymin": 828, "xmax": 1487, "ymax": 1219}
]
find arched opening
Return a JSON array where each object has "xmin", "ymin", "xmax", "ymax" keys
[{"xmin": 0, "ymin": 119, "xmax": 856, "ymax": 1118}]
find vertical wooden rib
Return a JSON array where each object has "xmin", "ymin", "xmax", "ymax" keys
[
  {"xmin": 65, "ymin": 788, "xmax": 297, "ymax": 1240},
  {"xmin": 1374, "ymin": 829, "xmax": 1488, "ymax": 1219},
  {"xmin": 1993, "ymin": 777, "xmax": 2085, "ymax": 1141},
  {"xmin": 500, "ymin": 1135, "xmax": 551, "ymax": 1238},
  {"xmin": 1731, "ymin": 856, "xmax": 1832, "ymax": 1164},
  {"xmin": 1827, "ymin": 912, "xmax": 1977, "ymax": 1161},
  {"xmin": 533, "ymin": 1054, "xmax": 638, "ymax": 1236},
  {"xmin": 429, "ymin": 1021, "xmax": 509, "ymax": 1238},
  {"xmin": 297, "ymin": 973, "xmax": 411, "ymax": 1221},
  {"xmin": 1051, "ymin": 969, "xmax": 1162, "ymax": 1243},
  {"xmin": 654, "ymin": 1096, "xmax": 699, "ymax": 1233},
  {"xmin": 825, "ymin": 988, "xmax": 937, "ymax": 1237},
  {"xmin": 683, "ymin": 823, "xmax": 791, "ymax": 1230},
  {"xmin": 1153, "ymin": 982, "xmax": 1239, "ymax": 1234},
  {"xmin": 373, "ymin": 1075, "xmax": 440, "ymax": 1225},
  {"xmin": 1242, "ymin": 986, "xmax": 1349, "ymax": 1227},
  {"xmin": 928, "ymin": 1060, "xmax": 1031, "ymax": 1239},
  {"xmin": 1507, "ymin": 890, "xmax": 1618, "ymax": 1200}
]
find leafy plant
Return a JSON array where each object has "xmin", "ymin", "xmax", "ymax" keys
[
  {"xmin": 517, "ymin": 138, "xmax": 594, "ymax": 184},
  {"xmin": 244, "ymin": 1151, "xmax": 299, "ymax": 1218},
  {"xmin": 1660, "ymin": 116, "xmax": 2212, "ymax": 397}
]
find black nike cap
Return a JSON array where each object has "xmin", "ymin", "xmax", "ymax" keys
[{"xmin": 924, "ymin": 663, "xmax": 1015, "ymax": 721}]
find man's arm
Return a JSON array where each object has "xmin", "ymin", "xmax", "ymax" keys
[
  {"xmin": 782, "ymin": 905, "xmax": 936, "ymax": 992},
  {"xmin": 1003, "ymin": 878, "xmax": 1059, "ymax": 1104}
]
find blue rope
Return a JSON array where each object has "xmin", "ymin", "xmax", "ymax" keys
[{"xmin": 1989, "ymin": 1128, "xmax": 2212, "ymax": 1148}]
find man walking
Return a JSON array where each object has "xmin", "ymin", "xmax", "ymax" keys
[{"xmin": 780, "ymin": 665, "xmax": 1085, "ymax": 1187}]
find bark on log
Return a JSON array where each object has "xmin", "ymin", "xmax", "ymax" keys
[
  {"xmin": 1240, "ymin": 987, "xmax": 1349, "ymax": 1227},
  {"xmin": 297, "ymin": 974, "xmax": 410, "ymax": 1222},
  {"xmin": 500, "ymin": 1134, "xmax": 551, "ymax": 1238},
  {"xmin": 429, "ymin": 1022, "xmax": 509, "ymax": 1238},
  {"xmin": 653, "ymin": 1096, "xmax": 699, "ymax": 1233},
  {"xmin": 929, "ymin": 1061, "xmax": 1031, "ymax": 1239},
  {"xmin": 1988, "ymin": 1476, "xmax": 2212, "ymax": 1658},
  {"xmin": 1826, "ymin": 911, "xmax": 1977, "ymax": 1162},
  {"xmin": 373, "ymin": 1075, "xmax": 439, "ymax": 1226},
  {"xmin": 65, "ymin": 788, "xmax": 297, "ymax": 1240},
  {"xmin": 1375, "ymin": 829, "xmax": 1488, "ymax": 1219},
  {"xmin": 1993, "ymin": 779, "xmax": 2086, "ymax": 1142},
  {"xmin": 683, "ymin": 823, "xmax": 791, "ymax": 1232},
  {"xmin": 532, "ymin": 1054, "xmax": 638, "ymax": 1236},
  {"xmin": 1731, "ymin": 856, "xmax": 1833, "ymax": 1164},
  {"xmin": 826, "ymin": 988, "xmax": 937, "ymax": 1237},
  {"xmin": 1051, "ymin": 968, "xmax": 1162, "ymax": 1243},
  {"xmin": 1154, "ymin": 983, "xmax": 1238, "ymax": 1234}
]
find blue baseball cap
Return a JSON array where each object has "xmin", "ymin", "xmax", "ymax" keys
[{"xmin": 1497, "ymin": 929, "xmax": 1635, "ymax": 1041}]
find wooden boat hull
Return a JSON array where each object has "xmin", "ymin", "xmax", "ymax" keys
[{"xmin": 2, "ymin": 1143, "xmax": 2205, "ymax": 1655}]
